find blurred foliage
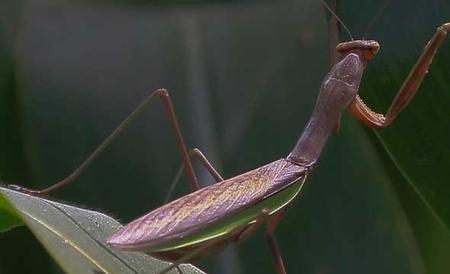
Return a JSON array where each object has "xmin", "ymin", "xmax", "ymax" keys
[
  {"xmin": 0, "ymin": 0, "xmax": 449, "ymax": 273},
  {"xmin": 336, "ymin": 1, "xmax": 450, "ymax": 273}
]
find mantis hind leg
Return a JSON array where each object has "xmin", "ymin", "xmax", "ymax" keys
[
  {"xmin": 10, "ymin": 89, "xmax": 200, "ymax": 195},
  {"xmin": 188, "ymin": 148, "xmax": 223, "ymax": 182},
  {"xmin": 164, "ymin": 148, "xmax": 224, "ymax": 203},
  {"xmin": 264, "ymin": 209, "xmax": 288, "ymax": 274},
  {"xmin": 265, "ymin": 234, "xmax": 287, "ymax": 274},
  {"xmin": 349, "ymin": 23, "xmax": 450, "ymax": 128},
  {"xmin": 234, "ymin": 208, "xmax": 288, "ymax": 274},
  {"xmin": 157, "ymin": 208, "xmax": 288, "ymax": 274}
]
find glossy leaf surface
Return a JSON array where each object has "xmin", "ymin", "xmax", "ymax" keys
[{"xmin": 0, "ymin": 186, "xmax": 204, "ymax": 274}]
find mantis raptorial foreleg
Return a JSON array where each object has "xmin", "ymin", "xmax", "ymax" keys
[
  {"xmin": 349, "ymin": 23, "xmax": 450, "ymax": 128},
  {"xmin": 11, "ymin": 89, "xmax": 200, "ymax": 195}
]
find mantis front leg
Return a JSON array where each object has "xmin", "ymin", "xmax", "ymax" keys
[{"xmin": 349, "ymin": 23, "xmax": 450, "ymax": 128}]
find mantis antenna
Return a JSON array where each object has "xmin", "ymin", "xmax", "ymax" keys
[
  {"xmin": 363, "ymin": 0, "xmax": 393, "ymax": 38},
  {"xmin": 320, "ymin": 0, "xmax": 353, "ymax": 40}
]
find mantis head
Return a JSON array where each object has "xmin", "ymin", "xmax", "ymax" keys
[{"xmin": 336, "ymin": 40, "xmax": 380, "ymax": 61}]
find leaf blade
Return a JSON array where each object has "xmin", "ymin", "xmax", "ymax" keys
[
  {"xmin": 0, "ymin": 191, "xmax": 22, "ymax": 232},
  {"xmin": 0, "ymin": 186, "xmax": 204, "ymax": 274}
]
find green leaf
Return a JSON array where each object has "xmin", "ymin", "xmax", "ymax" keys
[
  {"xmin": 336, "ymin": 0, "xmax": 450, "ymax": 273},
  {"xmin": 0, "ymin": 186, "xmax": 204, "ymax": 274},
  {"xmin": 0, "ymin": 190, "xmax": 22, "ymax": 232},
  {"xmin": 341, "ymin": 0, "xmax": 450, "ymax": 231}
]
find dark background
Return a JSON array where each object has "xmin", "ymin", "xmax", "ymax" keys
[{"xmin": 1, "ymin": 0, "xmax": 450, "ymax": 273}]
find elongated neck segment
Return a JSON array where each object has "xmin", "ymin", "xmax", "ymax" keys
[{"xmin": 288, "ymin": 52, "xmax": 365, "ymax": 166}]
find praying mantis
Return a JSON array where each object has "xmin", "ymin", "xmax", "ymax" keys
[{"xmin": 5, "ymin": 0, "xmax": 450, "ymax": 273}]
